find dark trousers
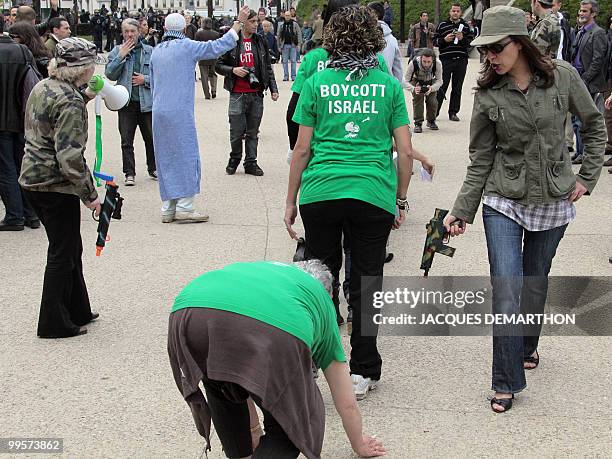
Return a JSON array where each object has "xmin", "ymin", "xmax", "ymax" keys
[
  {"xmin": 0, "ymin": 131, "xmax": 36, "ymax": 225},
  {"xmin": 483, "ymin": 205, "xmax": 567, "ymax": 393},
  {"xmin": 118, "ymin": 101, "xmax": 156, "ymax": 177},
  {"xmin": 286, "ymin": 91, "xmax": 300, "ymax": 150},
  {"xmin": 300, "ymin": 199, "xmax": 394, "ymax": 380},
  {"xmin": 198, "ymin": 62, "xmax": 218, "ymax": 99},
  {"xmin": 104, "ymin": 29, "xmax": 115, "ymax": 51},
  {"xmin": 229, "ymin": 92, "xmax": 264, "ymax": 166},
  {"xmin": 23, "ymin": 191, "xmax": 94, "ymax": 338},
  {"xmin": 93, "ymin": 32, "xmax": 103, "ymax": 52},
  {"xmin": 436, "ymin": 57, "xmax": 468, "ymax": 116},
  {"xmin": 204, "ymin": 379, "xmax": 300, "ymax": 458}
]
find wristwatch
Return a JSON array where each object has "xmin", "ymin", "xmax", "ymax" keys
[{"xmin": 396, "ymin": 197, "xmax": 409, "ymax": 211}]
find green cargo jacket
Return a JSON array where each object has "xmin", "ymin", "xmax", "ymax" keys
[
  {"xmin": 19, "ymin": 78, "xmax": 98, "ymax": 205},
  {"xmin": 451, "ymin": 60, "xmax": 605, "ymax": 224}
]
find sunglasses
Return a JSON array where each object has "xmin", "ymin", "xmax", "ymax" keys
[{"xmin": 477, "ymin": 39, "xmax": 513, "ymax": 56}]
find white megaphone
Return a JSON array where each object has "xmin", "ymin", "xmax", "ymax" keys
[{"xmin": 88, "ymin": 75, "xmax": 129, "ymax": 111}]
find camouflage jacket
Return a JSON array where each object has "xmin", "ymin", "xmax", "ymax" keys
[
  {"xmin": 19, "ymin": 78, "xmax": 98, "ymax": 204},
  {"xmin": 530, "ymin": 11, "xmax": 561, "ymax": 59}
]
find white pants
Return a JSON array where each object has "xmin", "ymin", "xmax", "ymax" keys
[{"xmin": 161, "ymin": 196, "xmax": 194, "ymax": 216}]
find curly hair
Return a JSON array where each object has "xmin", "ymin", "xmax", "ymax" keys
[{"xmin": 322, "ymin": 5, "xmax": 385, "ymax": 60}]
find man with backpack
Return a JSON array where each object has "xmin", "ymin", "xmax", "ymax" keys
[{"xmin": 404, "ymin": 48, "xmax": 443, "ymax": 133}]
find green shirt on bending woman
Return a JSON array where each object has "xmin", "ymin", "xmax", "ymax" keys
[{"xmin": 173, "ymin": 261, "xmax": 346, "ymax": 370}]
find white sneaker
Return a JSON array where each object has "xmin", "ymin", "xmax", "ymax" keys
[
  {"xmin": 352, "ymin": 374, "xmax": 377, "ymax": 400},
  {"xmin": 161, "ymin": 214, "xmax": 175, "ymax": 223},
  {"xmin": 124, "ymin": 176, "xmax": 135, "ymax": 186},
  {"xmin": 175, "ymin": 211, "xmax": 209, "ymax": 223}
]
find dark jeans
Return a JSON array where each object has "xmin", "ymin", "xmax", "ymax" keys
[
  {"xmin": 300, "ymin": 199, "xmax": 394, "ymax": 380},
  {"xmin": 229, "ymin": 92, "xmax": 264, "ymax": 166},
  {"xmin": 436, "ymin": 56, "xmax": 468, "ymax": 116},
  {"xmin": 204, "ymin": 378, "xmax": 300, "ymax": 458},
  {"xmin": 23, "ymin": 191, "xmax": 94, "ymax": 338},
  {"xmin": 286, "ymin": 92, "xmax": 300, "ymax": 150},
  {"xmin": 118, "ymin": 101, "xmax": 156, "ymax": 177},
  {"xmin": 482, "ymin": 205, "xmax": 567, "ymax": 393},
  {"xmin": 0, "ymin": 131, "xmax": 36, "ymax": 225}
]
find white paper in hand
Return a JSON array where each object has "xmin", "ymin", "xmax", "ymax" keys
[
  {"xmin": 454, "ymin": 23, "xmax": 464, "ymax": 45},
  {"xmin": 420, "ymin": 166, "xmax": 433, "ymax": 182}
]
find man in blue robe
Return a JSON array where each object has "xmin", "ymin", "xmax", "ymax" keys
[{"xmin": 150, "ymin": 8, "xmax": 249, "ymax": 223}]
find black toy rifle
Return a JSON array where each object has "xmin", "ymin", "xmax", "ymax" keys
[{"xmin": 93, "ymin": 179, "xmax": 124, "ymax": 256}]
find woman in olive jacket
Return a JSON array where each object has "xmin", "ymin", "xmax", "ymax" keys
[{"xmin": 444, "ymin": 6, "xmax": 606, "ymax": 413}]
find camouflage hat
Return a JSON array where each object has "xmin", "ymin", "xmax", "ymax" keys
[
  {"xmin": 471, "ymin": 6, "xmax": 529, "ymax": 46},
  {"xmin": 537, "ymin": 0, "xmax": 554, "ymax": 6},
  {"xmin": 55, "ymin": 37, "xmax": 97, "ymax": 67}
]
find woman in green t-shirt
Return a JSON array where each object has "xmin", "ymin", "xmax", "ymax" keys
[
  {"xmin": 284, "ymin": 6, "xmax": 434, "ymax": 400},
  {"xmin": 286, "ymin": 0, "xmax": 387, "ymax": 163},
  {"xmin": 168, "ymin": 260, "xmax": 386, "ymax": 458}
]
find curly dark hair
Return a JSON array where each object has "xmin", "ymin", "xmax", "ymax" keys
[
  {"xmin": 476, "ymin": 36, "xmax": 555, "ymax": 90},
  {"xmin": 322, "ymin": 6, "xmax": 385, "ymax": 60}
]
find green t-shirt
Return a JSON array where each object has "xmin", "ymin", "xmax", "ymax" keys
[
  {"xmin": 291, "ymin": 47, "xmax": 389, "ymax": 94},
  {"xmin": 292, "ymin": 68, "xmax": 410, "ymax": 215},
  {"xmin": 172, "ymin": 261, "xmax": 346, "ymax": 370}
]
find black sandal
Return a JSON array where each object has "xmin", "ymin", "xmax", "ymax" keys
[
  {"xmin": 490, "ymin": 394, "xmax": 514, "ymax": 413},
  {"xmin": 524, "ymin": 350, "xmax": 539, "ymax": 370}
]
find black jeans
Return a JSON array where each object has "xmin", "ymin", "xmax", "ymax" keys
[
  {"xmin": 118, "ymin": 101, "xmax": 156, "ymax": 177},
  {"xmin": 23, "ymin": 191, "xmax": 94, "ymax": 337},
  {"xmin": 0, "ymin": 131, "xmax": 36, "ymax": 225},
  {"xmin": 300, "ymin": 199, "xmax": 394, "ymax": 380},
  {"xmin": 286, "ymin": 92, "xmax": 300, "ymax": 150},
  {"xmin": 204, "ymin": 378, "xmax": 300, "ymax": 458},
  {"xmin": 228, "ymin": 92, "xmax": 264, "ymax": 166},
  {"xmin": 436, "ymin": 56, "xmax": 468, "ymax": 116}
]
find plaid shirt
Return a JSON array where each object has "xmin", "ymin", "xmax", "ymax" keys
[{"xmin": 482, "ymin": 196, "xmax": 575, "ymax": 231}]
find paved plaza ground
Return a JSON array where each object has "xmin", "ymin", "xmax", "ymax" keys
[{"xmin": 1, "ymin": 57, "xmax": 611, "ymax": 458}]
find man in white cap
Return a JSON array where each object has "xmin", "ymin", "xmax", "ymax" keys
[{"xmin": 150, "ymin": 7, "xmax": 250, "ymax": 223}]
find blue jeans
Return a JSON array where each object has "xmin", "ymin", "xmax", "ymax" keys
[
  {"xmin": 482, "ymin": 205, "xmax": 567, "ymax": 393},
  {"xmin": 0, "ymin": 131, "xmax": 36, "ymax": 225},
  {"xmin": 281, "ymin": 44, "xmax": 297, "ymax": 80},
  {"xmin": 572, "ymin": 115, "xmax": 583, "ymax": 156},
  {"xmin": 228, "ymin": 92, "xmax": 264, "ymax": 166}
]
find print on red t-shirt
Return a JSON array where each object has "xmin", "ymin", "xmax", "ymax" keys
[{"xmin": 233, "ymin": 38, "xmax": 259, "ymax": 93}]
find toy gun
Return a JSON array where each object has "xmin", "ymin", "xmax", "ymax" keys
[
  {"xmin": 93, "ymin": 174, "xmax": 124, "ymax": 256},
  {"xmin": 420, "ymin": 208, "xmax": 462, "ymax": 277}
]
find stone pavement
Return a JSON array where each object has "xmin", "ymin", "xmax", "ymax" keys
[{"xmin": 1, "ymin": 57, "xmax": 611, "ymax": 458}]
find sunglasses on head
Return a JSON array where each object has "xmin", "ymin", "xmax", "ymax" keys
[{"xmin": 477, "ymin": 39, "xmax": 513, "ymax": 56}]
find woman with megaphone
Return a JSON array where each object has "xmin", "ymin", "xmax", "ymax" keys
[{"xmin": 19, "ymin": 37, "xmax": 101, "ymax": 338}]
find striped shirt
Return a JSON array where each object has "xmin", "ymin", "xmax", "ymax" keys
[
  {"xmin": 434, "ymin": 19, "xmax": 473, "ymax": 60},
  {"xmin": 483, "ymin": 195, "xmax": 575, "ymax": 231}
]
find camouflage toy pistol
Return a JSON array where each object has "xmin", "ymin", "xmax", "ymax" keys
[{"xmin": 420, "ymin": 208, "xmax": 462, "ymax": 276}]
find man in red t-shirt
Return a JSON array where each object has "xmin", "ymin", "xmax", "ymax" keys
[{"xmin": 216, "ymin": 10, "xmax": 279, "ymax": 176}]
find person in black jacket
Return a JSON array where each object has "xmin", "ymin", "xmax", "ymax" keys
[
  {"xmin": 0, "ymin": 34, "xmax": 39, "ymax": 231},
  {"xmin": 90, "ymin": 10, "xmax": 106, "ymax": 52},
  {"xmin": 434, "ymin": 2, "xmax": 473, "ymax": 121},
  {"xmin": 216, "ymin": 10, "xmax": 279, "ymax": 177}
]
